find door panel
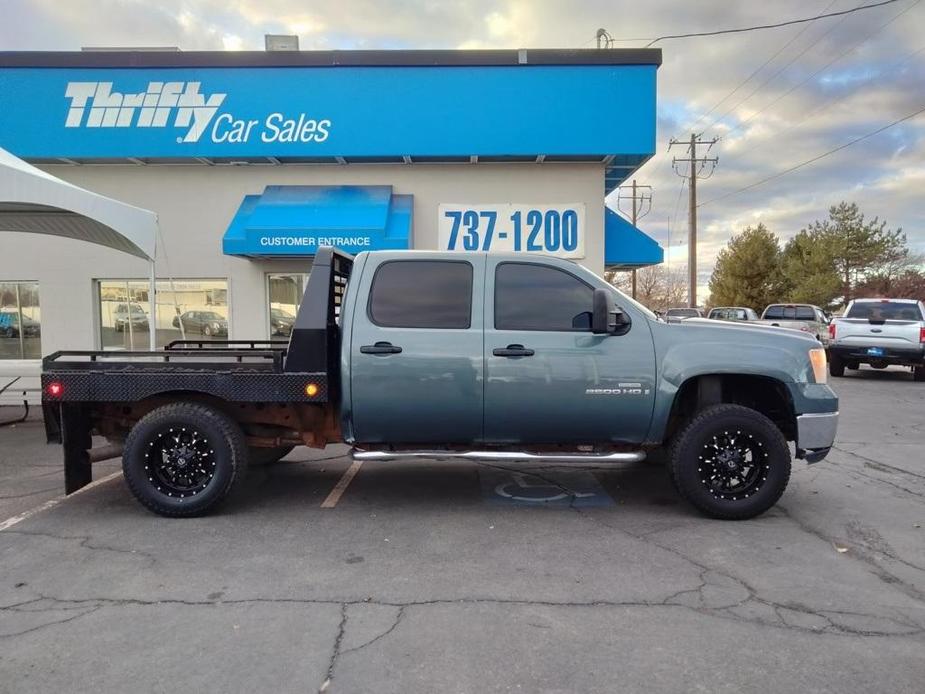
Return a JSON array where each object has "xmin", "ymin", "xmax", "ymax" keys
[
  {"xmin": 484, "ymin": 259, "xmax": 656, "ymax": 445},
  {"xmin": 350, "ymin": 255, "xmax": 485, "ymax": 443}
]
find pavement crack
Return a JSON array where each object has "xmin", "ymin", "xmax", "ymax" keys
[
  {"xmin": 570, "ymin": 505, "xmax": 925, "ymax": 638},
  {"xmin": 0, "ymin": 486, "xmax": 60, "ymax": 500},
  {"xmin": 776, "ymin": 505, "xmax": 925, "ymax": 603},
  {"xmin": 0, "ymin": 591, "xmax": 920, "ymax": 640},
  {"xmin": 340, "ymin": 605, "xmax": 406, "ymax": 656},
  {"xmin": 2, "ymin": 529, "xmax": 157, "ymax": 567},
  {"xmin": 319, "ymin": 602, "xmax": 348, "ymax": 693}
]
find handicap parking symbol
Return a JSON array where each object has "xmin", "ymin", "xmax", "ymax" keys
[{"xmin": 479, "ymin": 469, "xmax": 614, "ymax": 508}]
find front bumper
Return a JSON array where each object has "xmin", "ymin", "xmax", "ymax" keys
[{"xmin": 796, "ymin": 411, "xmax": 838, "ymax": 463}]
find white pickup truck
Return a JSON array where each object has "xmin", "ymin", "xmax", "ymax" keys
[
  {"xmin": 827, "ymin": 298, "xmax": 925, "ymax": 380},
  {"xmin": 758, "ymin": 304, "xmax": 830, "ymax": 345}
]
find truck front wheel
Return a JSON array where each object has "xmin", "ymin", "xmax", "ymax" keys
[
  {"xmin": 669, "ymin": 404, "xmax": 791, "ymax": 520},
  {"xmin": 122, "ymin": 403, "xmax": 248, "ymax": 517}
]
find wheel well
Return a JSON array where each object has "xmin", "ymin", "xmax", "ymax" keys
[{"xmin": 665, "ymin": 374, "xmax": 796, "ymax": 443}]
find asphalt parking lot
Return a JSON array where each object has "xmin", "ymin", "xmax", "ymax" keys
[{"xmin": 1, "ymin": 369, "xmax": 924, "ymax": 693}]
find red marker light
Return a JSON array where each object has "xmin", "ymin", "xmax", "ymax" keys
[{"xmin": 46, "ymin": 381, "xmax": 64, "ymax": 397}]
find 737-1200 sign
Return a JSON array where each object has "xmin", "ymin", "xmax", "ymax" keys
[{"xmin": 438, "ymin": 204, "xmax": 586, "ymax": 259}]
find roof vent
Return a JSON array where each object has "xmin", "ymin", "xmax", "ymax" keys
[{"xmin": 265, "ymin": 34, "xmax": 299, "ymax": 51}]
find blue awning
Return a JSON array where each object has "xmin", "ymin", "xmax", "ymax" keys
[
  {"xmin": 604, "ymin": 207, "xmax": 663, "ymax": 269},
  {"xmin": 222, "ymin": 185, "xmax": 412, "ymax": 257}
]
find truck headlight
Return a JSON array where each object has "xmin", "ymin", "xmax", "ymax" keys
[{"xmin": 809, "ymin": 348, "xmax": 827, "ymax": 384}]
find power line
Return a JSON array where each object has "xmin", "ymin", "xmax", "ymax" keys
[
  {"xmin": 720, "ymin": 0, "xmax": 922, "ymax": 139},
  {"xmin": 689, "ymin": 0, "xmax": 841, "ymax": 132},
  {"xmin": 703, "ymin": 0, "xmax": 858, "ymax": 133},
  {"xmin": 772, "ymin": 44, "xmax": 925, "ymax": 140},
  {"xmin": 698, "ymin": 105, "xmax": 925, "ymax": 208},
  {"xmin": 643, "ymin": 0, "xmax": 901, "ymax": 46}
]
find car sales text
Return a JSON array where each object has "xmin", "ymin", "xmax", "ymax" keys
[{"xmin": 213, "ymin": 113, "xmax": 331, "ymax": 143}]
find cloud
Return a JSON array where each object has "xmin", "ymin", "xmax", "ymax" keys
[{"xmin": 1, "ymin": 0, "xmax": 923, "ymax": 301}]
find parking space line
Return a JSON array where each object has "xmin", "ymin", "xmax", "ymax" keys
[
  {"xmin": 0, "ymin": 471, "xmax": 122, "ymax": 532},
  {"xmin": 321, "ymin": 460, "xmax": 363, "ymax": 508}
]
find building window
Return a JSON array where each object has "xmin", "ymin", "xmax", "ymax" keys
[
  {"xmin": 368, "ymin": 260, "xmax": 473, "ymax": 329},
  {"xmin": 0, "ymin": 282, "xmax": 41, "ymax": 360},
  {"xmin": 98, "ymin": 279, "xmax": 229, "ymax": 350},
  {"xmin": 494, "ymin": 263, "xmax": 593, "ymax": 332},
  {"xmin": 267, "ymin": 274, "xmax": 309, "ymax": 338}
]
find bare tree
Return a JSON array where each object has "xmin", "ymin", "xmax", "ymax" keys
[{"xmin": 608, "ymin": 265, "xmax": 687, "ymax": 312}]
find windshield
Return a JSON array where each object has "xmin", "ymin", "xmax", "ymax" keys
[
  {"xmin": 847, "ymin": 301, "xmax": 922, "ymax": 321},
  {"xmin": 667, "ymin": 308, "xmax": 699, "ymax": 318},
  {"xmin": 764, "ymin": 305, "xmax": 814, "ymax": 320},
  {"xmin": 710, "ymin": 308, "xmax": 747, "ymax": 320}
]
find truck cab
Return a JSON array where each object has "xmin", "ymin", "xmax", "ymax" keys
[{"xmin": 342, "ymin": 252, "xmax": 658, "ymax": 446}]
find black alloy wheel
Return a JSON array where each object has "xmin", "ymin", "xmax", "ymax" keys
[
  {"xmin": 697, "ymin": 430, "xmax": 769, "ymax": 502},
  {"xmin": 146, "ymin": 426, "xmax": 217, "ymax": 498},
  {"xmin": 122, "ymin": 402, "xmax": 247, "ymax": 517},
  {"xmin": 669, "ymin": 404, "xmax": 791, "ymax": 520}
]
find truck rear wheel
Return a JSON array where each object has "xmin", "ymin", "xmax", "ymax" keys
[
  {"xmin": 122, "ymin": 403, "xmax": 248, "ymax": 517},
  {"xmin": 914, "ymin": 366, "xmax": 925, "ymax": 382},
  {"xmin": 248, "ymin": 445, "xmax": 295, "ymax": 465},
  {"xmin": 669, "ymin": 404, "xmax": 791, "ymax": 520},
  {"xmin": 829, "ymin": 355, "xmax": 845, "ymax": 377}
]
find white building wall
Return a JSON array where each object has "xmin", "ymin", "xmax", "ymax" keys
[{"xmin": 0, "ymin": 161, "xmax": 605, "ymax": 375}]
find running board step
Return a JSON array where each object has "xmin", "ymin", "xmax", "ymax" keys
[{"xmin": 351, "ymin": 449, "xmax": 646, "ymax": 463}]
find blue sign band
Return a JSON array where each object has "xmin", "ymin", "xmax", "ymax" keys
[{"xmin": 0, "ymin": 65, "xmax": 656, "ymax": 161}]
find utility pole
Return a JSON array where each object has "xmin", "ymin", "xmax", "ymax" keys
[
  {"xmin": 616, "ymin": 179, "xmax": 652, "ymax": 299},
  {"xmin": 669, "ymin": 133, "xmax": 718, "ymax": 308}
]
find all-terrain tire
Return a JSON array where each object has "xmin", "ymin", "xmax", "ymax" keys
[
  {"xmin": 829, "ymin": 355, "xmax": 845, "ymax": 377},
  {"xmin": 669, "ymin": 404, "xmax": 791, "ymax": 520},
  {"xmin": 122, "ymin": 402, "xmax": 248, "ymax": 517},
  {"xmin": 914, "ymin": 365, "xmax": 925, "ymax": 382},
  {"xmin": 248, "ymin": 445, "xmax": 295, "ymax": 466}
]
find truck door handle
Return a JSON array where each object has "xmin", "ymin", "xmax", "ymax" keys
[
  {"xmin": 360, "ymin": 341, "xmax": 403, "ymax": 355},
  {"xmin": 493, "ymin": 344, "xmax": 535, "ymax": 357}
]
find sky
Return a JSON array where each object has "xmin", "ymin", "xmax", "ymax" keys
[{"xmin": 2, "ymin": 0, "xmax": 924, "ymax": 297}]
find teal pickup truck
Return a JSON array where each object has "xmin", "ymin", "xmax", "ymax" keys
[{"xmin": 42, "ymin": 248, "xmax": 838, "ymax": 520}]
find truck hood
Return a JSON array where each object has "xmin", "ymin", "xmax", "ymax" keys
[{"xmin": 649, "ymin": 316, "xmax": 820, "ymax": 385}]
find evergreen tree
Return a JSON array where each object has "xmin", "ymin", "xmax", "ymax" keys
[{"xmin": 707, "ymin": 224, "xmax": 785, "ymax": 310}]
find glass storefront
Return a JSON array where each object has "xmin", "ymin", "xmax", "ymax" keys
[
  {"xmin": 99, "ymin": 279, "xmax": 228, "ymax": 350},
  {"xmin": 267, "ymin": 274, "xmax": 308, "ymax": 338},
  {"xmin": 0, "ymin": 281, "xmax": 41, "ymax": 359}
]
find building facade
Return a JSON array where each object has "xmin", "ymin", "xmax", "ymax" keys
[{"xmin": 0, "ymin": 48, "xmax": 662, "ymax": 375}]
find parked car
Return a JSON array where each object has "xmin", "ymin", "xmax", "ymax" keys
[
  {"xmin": 171, "ymin": 310, "xmax": 228, "ymax": 337},
  {"xmin": 0, "ymin": 310, "xmax": 41, "ymax": 338},
  {"xmin": 827, "ymin": 298, "xmax": 925, "ymax": 380},
  {"xmin": 270, "ymin": 308, "xmax": 296, "ymax": 336},
  {"xmin": 708, "ymin": 307, "xmax": 759, "ymax": 322},
  {"xmin": 665, "ymin": 307, "xmax": 704, "ymax": 323},
  {"xmin": 112, "ymin": 303, "xmax": 149, "ymax": 332},
  {"xmin": 758, "ymin": 304, "xmax": 830, "ymax": 345},
  {"xmin": 43, "ymin": 247, "xmax": 837, "ymax": 521}
]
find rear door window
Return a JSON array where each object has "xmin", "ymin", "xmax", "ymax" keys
[{"xmin": 368, "ymin": 260, "xmax": 473, "ymax": 329}]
